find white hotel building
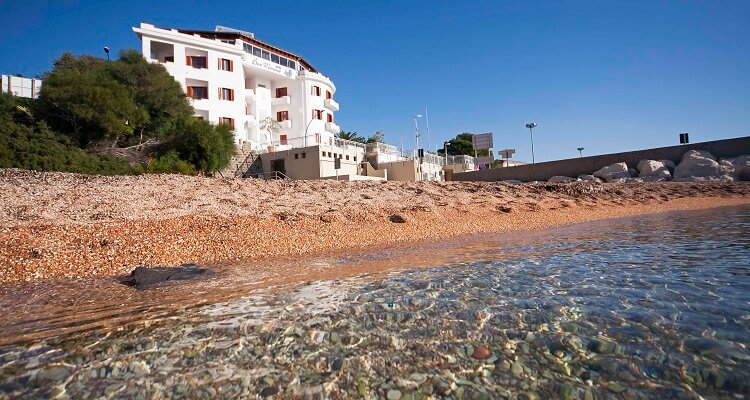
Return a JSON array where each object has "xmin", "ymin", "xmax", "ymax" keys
[{"xmin": 132, "ymin": 23, "xmax": 340, "ymax": 152}]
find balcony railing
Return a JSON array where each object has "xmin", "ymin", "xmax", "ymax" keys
[
  {"xmin": 271, "ymin": 95, "xmax": 291, "ymax": 107},
  {"xmin": 334, "ymin": 138, "xmax": 366, "ymax": 152},
  {"xmin": 324, "ymin": 98, "xmax": 339, "ymax": 111},
  {"xmin": 325, "ymin": 122, "xmax": 340, "ymax": 134}
]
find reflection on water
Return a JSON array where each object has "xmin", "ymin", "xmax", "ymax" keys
[{"xmin": 1, "ymin": 206, "xmax": 749, "ymax": 399}]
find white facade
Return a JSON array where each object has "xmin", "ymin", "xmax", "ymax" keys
[
  {"xmin": 132, "ymin": 23, "xmax": 340, "ymax": 152},
  {"xmin": 2, "ymin": 75, "xmax": 42, "ymax": 99}
]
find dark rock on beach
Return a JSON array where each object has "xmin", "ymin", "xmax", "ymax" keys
[{"xmin": 120, "ymin": 264, "xmax": 212, "ymax": 289}]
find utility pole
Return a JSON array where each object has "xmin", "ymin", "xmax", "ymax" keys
[{"xmin": 425, "ymin": 107, "xmax": 431, "ymax": 157}]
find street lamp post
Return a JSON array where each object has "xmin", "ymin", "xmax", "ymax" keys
[
  {"xmin": 443, "ymin": 141, "xmax": 450, "ymax": 166},
  {"xmin": 103, "ymin": 46, "xmax": 110, "ymax": 61},
  {"xmin": 577, "ymin": 147, "xmax": 584, "ymax": 158},
  {"xmin": 303, "ymin": 116, "xmax": 317, "ymax": 147},
  {"xmin": 525, "ymin": 122, "xmax": 537, "ymax": 164}
]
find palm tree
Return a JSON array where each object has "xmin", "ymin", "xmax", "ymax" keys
[{"xmin": 336, "ymin": 130, "xmax": 362, "ymax": 142}]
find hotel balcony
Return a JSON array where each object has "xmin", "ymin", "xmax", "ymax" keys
[
  {"xmin": 325, "ymin": 122, "xmax": 341, "ymax": 134},
  {"xmin": 324, "ymin": 98, "xmax": 339, "ymax": 112},
  {"xmin": 271, "ymin": 95, "xmax": 291, "ymax": 107}
]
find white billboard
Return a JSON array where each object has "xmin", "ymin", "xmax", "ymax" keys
[{"xmin": 472, "ymin": 132, "xmax": 493, "ymax": 150}]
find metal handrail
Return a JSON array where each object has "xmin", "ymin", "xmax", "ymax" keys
[{"xmin": 248, "ymin": 171, "xmax": 290, "ymax": 180}]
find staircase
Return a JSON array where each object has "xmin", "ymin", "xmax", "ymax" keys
[{"xmin": 218, "ymin": 148, "xmax": 258, "ymax": 178}]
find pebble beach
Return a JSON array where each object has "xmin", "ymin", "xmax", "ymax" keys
[{"xmin": 1, "ymin": 168, "xmax": 749, "ymax": 284}]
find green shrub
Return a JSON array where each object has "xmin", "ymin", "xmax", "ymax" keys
[{"xmin": 139, "ymin": 150, "xmax": 196, "ymax": 175}]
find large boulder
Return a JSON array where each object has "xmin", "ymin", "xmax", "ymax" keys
[
  {"xmin": 578, "ymin": 174, "xmax": 602, "ymax": 182},
  {"xmin": 637, "ymin": 160, "xmax": 672, "ymax": 181},
  {"xmin": 593, "ymin": 162, "xmax": 631, "ymax": 182},
  {"xmin": 641, "ymin": 170, "xmax": 672, "ymax": 182},
  {"xmin": 659, "ymin": 159, "xmax": 677, "ymax": 172},
  {"xmin": 719, "ymin": 154, "xmax": 750, "ymax": 181},
  {"xmin": 120, "ymin": 264, "xmax": 212, "ymax": 289},
  {"xmin": 548, "ymin": 176, "xmax": 575, "ymax": 183},
  {"xmin": 673, "ymin": 150, "xmax": 725, "ymax": 181}
]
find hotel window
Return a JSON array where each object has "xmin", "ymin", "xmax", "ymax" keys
[
  {"xmin": 218, "ymin": 88, "xmax": 234, "ymax": 101},
  {"xmin": 262, "ymin": 50, "xmax": 270, "ymax": 60},
  {"xmin": 275, "ymin": 87, "xmax": 288, "ymax": 98},
  {"xmin": 346, "ymin": 155, "xmax": 349, "ymax": 160},
  {"xmin": 311, "ymin": 86, "xmax": 321, "ymax": 96},
  {"xmin": 280, "ymin": 134, "xmax": 288, "ymax": 145},
  {"xmin": 327, "ymin": 114, "xmax": 333, "ymax": 123},
  {"xmin": 302, "ymin": 152, "xmax": 306, "ymax": 158},
  {"xmin": 326, "ymin": 90, "xmax": 332, "ymax": 99},
  {"xmin": 315, "ymin": 133, "xmax": 321, "ymax": 144},
  {"xmin": 288, "ymin": 60, "xmax": 296, "ymax": 70},
  {"xmin": 218, "ymin": 58, "xmax": 233, "ymax": 71},
  {"xmin": 186, "ymin": 56, "xmax": 207, "ymax": 69},
  {"xmin": 186, "ymin": 86, "xmax": 208, "ymax": 99},
  {"xmin": 354, "ymin": 156, "xmax": 357, "ymax": 161},
  {"xmin": 164, "ymin": 56, "xmax": 174, "ymax": 63},
  {"xmin": 280, "ymin": 58, "xmax": 288, "ymax": 67},
  {"xmin": 219, "ymin": 117, "xmax": 235, "ymax": 129},
  {"xmin": 271, "ymin": 54, "xmax": 280, "ymax": 63},
  {"xmin": 321, "ymin": 151, "xmax": 325, "ymax": 157},
  {"xmin": 294, "ymin": 153, "xmax": 299, "ymax": 159},
  {"xmin": 328, "ymin": 152, "xmax": 332, "ymax": 158},
  {"xmin": 252, "ymin": 47, "xmax": 262, "ymax": 57},
  {"xmin": 276, "ymin": 111, "xmax": 289, "ymax": 121},
  {"xmin": 312, "ymin": 109, "xmax": 323, "ymax": 120}
]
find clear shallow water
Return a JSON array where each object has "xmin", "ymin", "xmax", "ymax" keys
[{"xmin": 1, "ymin": 206, "xmax": 750, "ymax": 399}]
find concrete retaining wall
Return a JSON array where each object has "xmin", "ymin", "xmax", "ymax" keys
[{"xmin": 453, "ymin": 136, "xmax": 750, "ymax": 182}]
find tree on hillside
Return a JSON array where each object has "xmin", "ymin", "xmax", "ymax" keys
[
  {"xmin": 173, "ymin": 119, "xmax": 235, "ymax": 173},
  {"xmin": 108, "ymin": 50, "xmax": 194, "ymax": 144},
  {"xmin": 38, "ymin": 54, "xmax": 146, "ymax": 146},
  {"xmin": 34, "ymin": 50, "xmax": 235, "ymax": 174}
]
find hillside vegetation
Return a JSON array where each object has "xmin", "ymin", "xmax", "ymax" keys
[{"xmin": 0, "ymin": 50, "xmax": 235, "ymax": 175}]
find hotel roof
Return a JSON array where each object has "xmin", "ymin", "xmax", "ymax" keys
[{"xmin": 175, "ymin": 27, "xmax": 318, "ymax": 73}]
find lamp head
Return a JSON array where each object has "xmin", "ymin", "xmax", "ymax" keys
[
  {"xmin": 525, "ymin": 122, "xmax": 537, "ymax": 129},
  {"xmin": 103, "ymin": 46, "xmax": 110, "ymax": 54},
  {"xmin": 414, "ymin": 114, "xmax": 423, "ymax": 118}
]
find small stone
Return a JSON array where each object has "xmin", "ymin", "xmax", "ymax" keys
[
  {"xmin": 471, "ymin": 346, "xmax": 492, "ymax": 360},
  {"xmin": 559, "ymin": 384, "xmax": 575, "ymax": 400},
  {"xmin": 331, "ymin": 358, "xmax": 343, "ymax": 371},
  {"xmin": 588, "ymin": 338, "xmax": 619, "ymax": 354},
  {"xmin": 40, "ymin": 366, "xmax": 72, "ymax": 381},
  {"xmin": 129, "ymin": 361, "xmax": 150, "ymax": 377},
  {"xmin": 511, "ymin": 362, "xmax": 524, "ymax": 376},
  {"xmin": 607, "ymin": 382, "xmax": 625, "ymax": 393},
  {"xmin": 387, "ymin": 389, "xmax": 403, "ymax": 400},
  {"xmin": 259, "ymin": 386, "xmax": 278, "ymax": 397},
  {"xmin": 389, "ymin": 215, "xmax": 407, "ymax": 223}
]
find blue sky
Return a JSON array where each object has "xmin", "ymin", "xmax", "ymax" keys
[{"xmin": 1, "ymin": 1, "xmax": 748, "ymax": 162}]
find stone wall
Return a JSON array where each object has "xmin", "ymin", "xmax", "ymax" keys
[{"xmin": 453, "ymin": 136, "xmax": 750, "ymax": 182}]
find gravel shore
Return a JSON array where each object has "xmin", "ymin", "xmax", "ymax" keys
[{"xmin": 1, "ymin": 168, "xmax": 748, "ymax": 284}]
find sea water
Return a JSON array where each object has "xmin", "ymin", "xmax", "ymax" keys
[{"xmin": 1, "ymin": 205, "xmax": 749, "ymax": 399}]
